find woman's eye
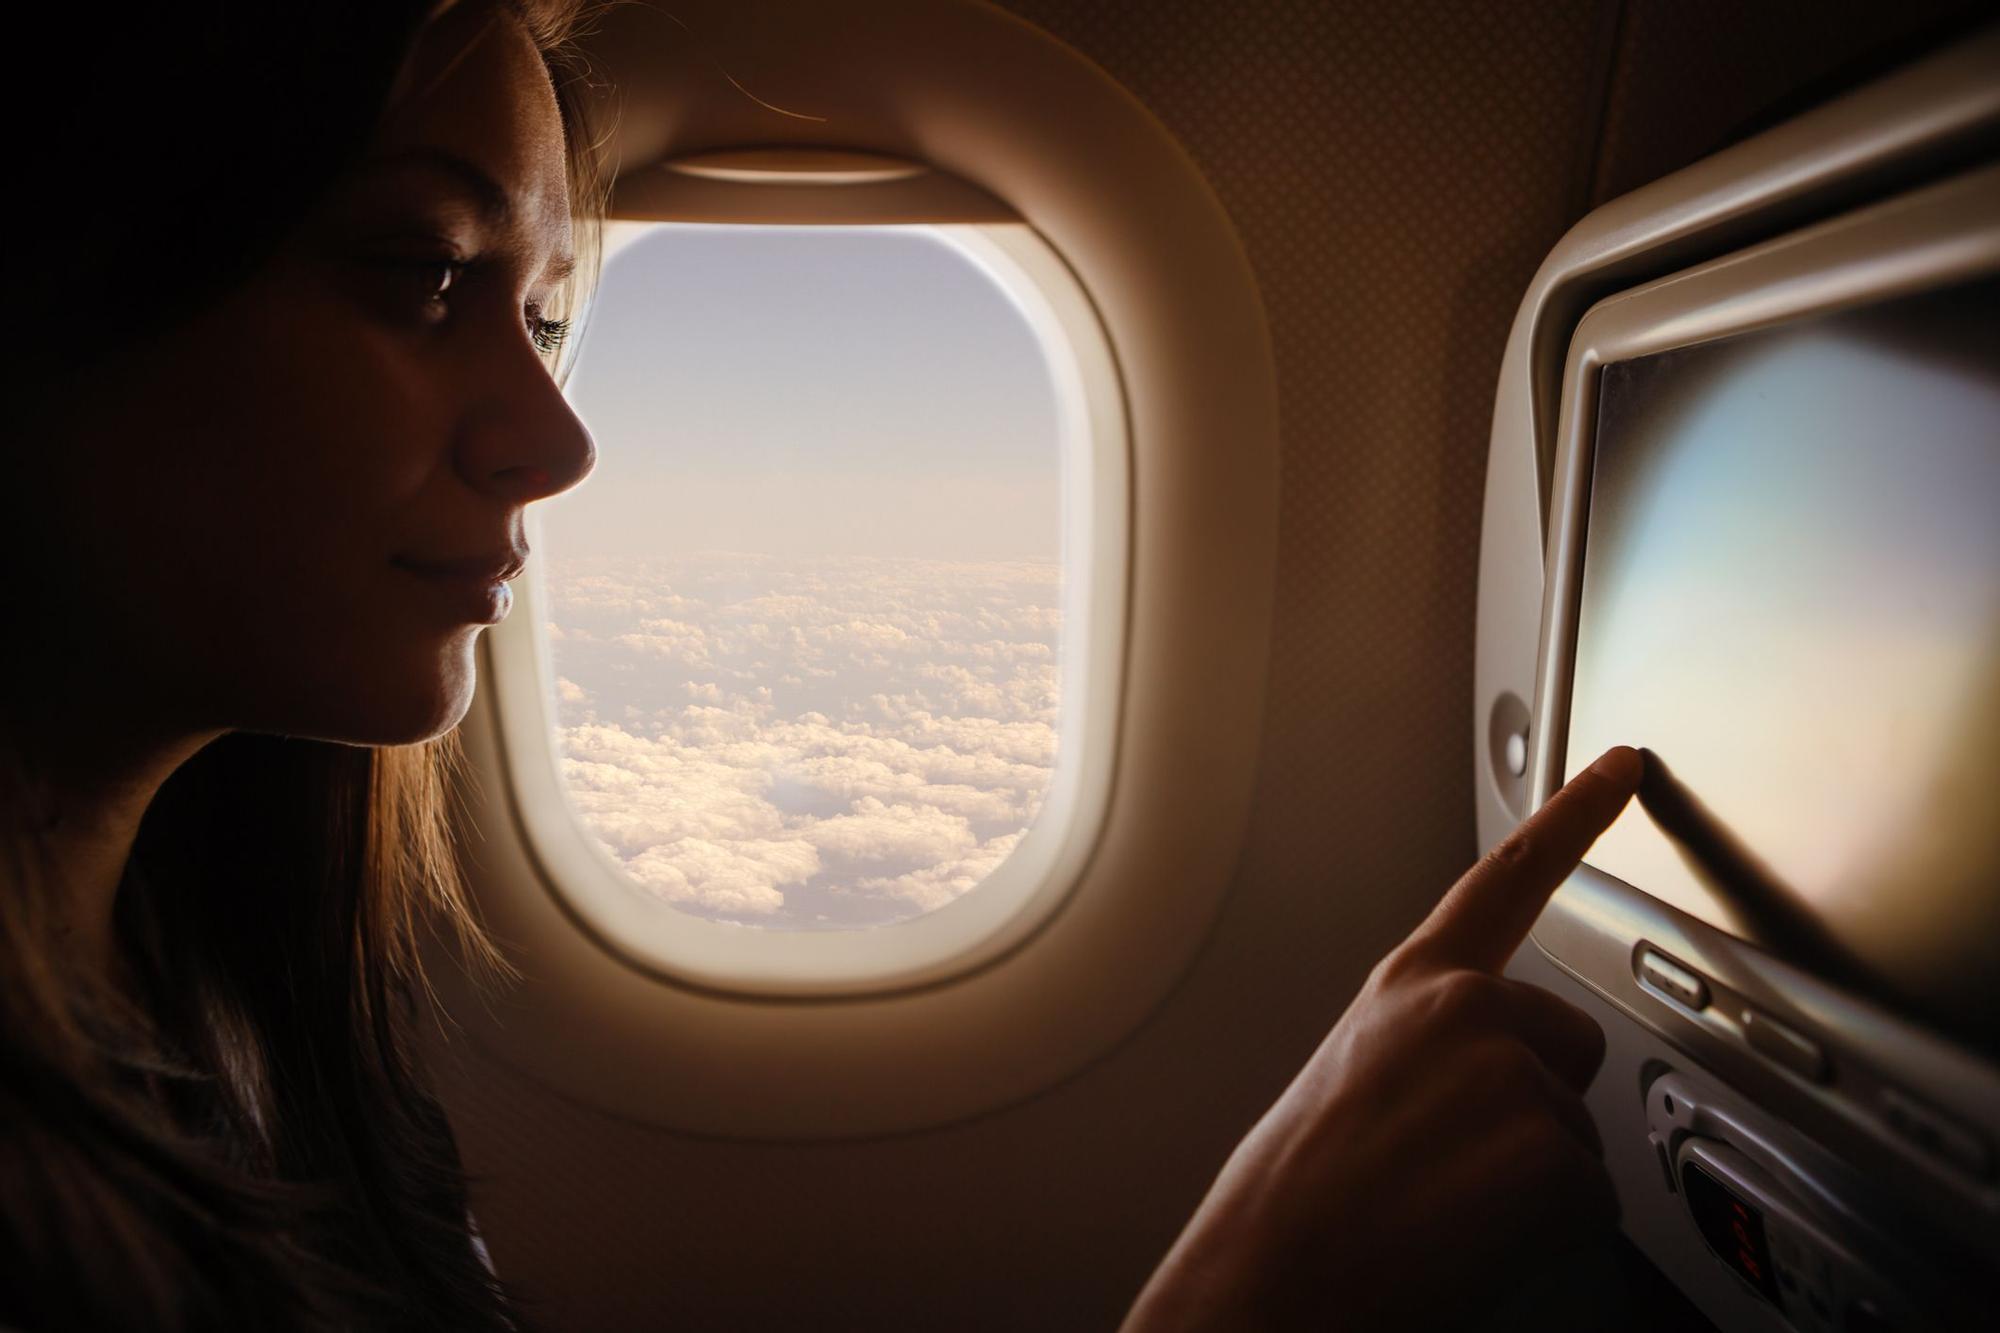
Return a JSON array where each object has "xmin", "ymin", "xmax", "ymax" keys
[
  {"xmin": 527, "ymin": 310, "xmax": 571, "ymax": 356},
  {"xmin": 418, "ymin": 260, "xmax": 465, "ymax": 306},
  {"xmin": 367, "ymin": 256, "xmax": 465, "ymax": 323}
]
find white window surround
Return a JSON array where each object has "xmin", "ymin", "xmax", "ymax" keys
[
  {"xmin": 441, "ymin": 0, "xmax": 1280, "ymax": 1139},
  {"xmin": 493, "ymin": 218, "xmax": 1123, "ymax": 994}
]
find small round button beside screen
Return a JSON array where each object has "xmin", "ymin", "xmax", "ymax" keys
[{"xmin": 1486, "ymin": 692, "xmax": 1532, "ymax": 816}]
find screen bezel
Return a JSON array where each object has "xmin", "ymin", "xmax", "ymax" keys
[{"xmin": 1525, "ymin": 161, "xmax": 2000, "ymax": 1201}]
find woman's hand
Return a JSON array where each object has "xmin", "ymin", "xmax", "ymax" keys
[{"xmin": 1122, "ymin": 747, "xmax": 1644, "ymax": 1331}]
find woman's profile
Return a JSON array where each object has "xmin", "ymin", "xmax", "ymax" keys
[
  {"xmin": 2, "ymin": 2, "xmax": 1639, "ymax": 1329},
  {"xmin": 5, "ymin": 3, "xmax": 595, "ymax": 1327}
]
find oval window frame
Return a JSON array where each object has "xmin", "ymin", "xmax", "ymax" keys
[{"xmin": 488, "ymin": 218, "xmax": 1128, "ymax": 997}]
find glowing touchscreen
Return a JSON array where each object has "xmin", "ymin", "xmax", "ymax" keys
[{"xmin": 1562, "ymin": 278, "xmax": 2000, "ymax": 1049}]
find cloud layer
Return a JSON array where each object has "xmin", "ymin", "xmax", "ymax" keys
[{"xmin": 544, "ymin": 553, "xmax": 1061, "ymax": 928}]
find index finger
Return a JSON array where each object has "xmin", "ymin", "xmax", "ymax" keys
[{"xmin": 1403, "ymin": 746, "xmax": 1643, "ymax": 973}]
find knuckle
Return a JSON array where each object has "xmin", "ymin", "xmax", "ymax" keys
[
  {"xmin": 1573, "ymin": 1011, "xmax": 1609, "ymax": 1062},
  {"xmin": 1527, "ymin": 982, "xmax": 1584, "ymax": 1022},
  {"xmin": 1537, "ymin": 990, "xmax": 1607, "ymax": 1057},
  {"xmin": 1369, "ymin": 946, "xmax": 1418, "ymax": 990},
  {"xmin": 1550, "ymin": 991, "xmax": 1600, "ymax": 1037},
  {"xmin": 1471, "ymin": 1039, "xmax": 1542, "ymax": 1098},
  {"xmin": 1427, "ymin": 969, "xmax": 1500, "ymax": 1028},
  {"xmin": 1489, "ymin": 827, "xmax": 1535, "ymax": 868},
  {"xmin": 1500, "ymin": 1113, "xmax": 1617, "ymax": 1224}
]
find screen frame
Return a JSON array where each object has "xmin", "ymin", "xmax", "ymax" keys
[{"xmin": 1525, "ymin": 161, "xmax": 2000, "ymax": 1204}]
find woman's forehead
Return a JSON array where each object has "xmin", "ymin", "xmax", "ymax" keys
[{"xmin": 376, "ymin": 6, "xmax": 571, "ymax": 247}]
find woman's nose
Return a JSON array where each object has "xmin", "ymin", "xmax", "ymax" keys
[{"xmin": 453, "ymin": 364, "xmax": 597, "ymax": 503}]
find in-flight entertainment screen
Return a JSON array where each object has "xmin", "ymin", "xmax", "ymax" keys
[{"xmin": 1562, "ymin": 278, "xmax": 2000, "ymax": 1051}]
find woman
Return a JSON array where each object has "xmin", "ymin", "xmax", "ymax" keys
[
  {"xmin": 2, "ymin": 1, "xmax": 1639, "ymax": 1328},
  {"xmin": 5, "ymin": 2, "xmax": 595, "ymax": 1328}
]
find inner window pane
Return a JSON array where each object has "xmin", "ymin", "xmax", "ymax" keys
[{"xmin": 540, "ymin": 224, "xmax": 1063, "ymax": 930}]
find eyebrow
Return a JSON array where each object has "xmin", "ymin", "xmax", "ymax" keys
[
  {"xmin": 543, "ymin": 252, "xmax": 578, "ymax": 286},
  {"xmin": 356, "ymin": 146, "xmax": 577, "ymax": 283},
  {"xmin": 362, "ymin": 146, "xmax": 513, "ymax": 221}
]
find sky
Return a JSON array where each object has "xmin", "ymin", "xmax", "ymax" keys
[
  {"xmin": 534, "ymin": 224, "xmax": 1067, "ymax": 929},
  {"xmin": 547, "ymin": 223, "xmax": 1061, "ymax": 561}
]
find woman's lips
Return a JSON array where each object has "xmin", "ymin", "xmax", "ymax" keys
[{"xmin": 391, "ymin": 551, "xmax": 527, "ymax": 626}]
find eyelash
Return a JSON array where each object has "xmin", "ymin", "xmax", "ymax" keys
[
  {"xmin": 411, "ymin": 259, "xmax": 568, "ymax": 356},
  {"xmin": 529, "ymin": 312, "xmax": 571, "ymax": 356}
]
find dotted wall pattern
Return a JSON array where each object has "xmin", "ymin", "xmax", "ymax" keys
[
  {"xmin": 439, "ymin": 5, "xmax": 1970, "ymax": 1328},
  {"xmin": 1589, "ymin": 0, "xmax": 1990, "ymax": 207}
]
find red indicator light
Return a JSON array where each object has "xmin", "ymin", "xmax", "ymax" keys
[{"xmin": 1683, "ymin": 1160, "xmax": 1781, "ymax": 1303}]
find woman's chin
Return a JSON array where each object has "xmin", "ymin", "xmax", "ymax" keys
[
  {"xmin": 246, "ymin": 635, "xmax": 482, "ymax": 747},
  {"xmin": 362, "ymin": 648, "xmax": 481, "ymax": 744},
  {"xmin": 364, "ymin": 683, "xmax": 477, "ymax": 746}
]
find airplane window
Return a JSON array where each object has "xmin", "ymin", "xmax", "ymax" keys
[{"xmin": 537, "ymin": 223, "xmax": 1066, "ymax": 930}]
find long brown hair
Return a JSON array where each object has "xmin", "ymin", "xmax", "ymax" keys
[{"xmin": 1, "ymin": 3, "xmax": 606, "ymax": 1328}]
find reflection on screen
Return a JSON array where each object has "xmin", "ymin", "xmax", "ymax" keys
[{"xmin": 1564, "ymin": 278, "xmax": 2000, "ymax": 1050}]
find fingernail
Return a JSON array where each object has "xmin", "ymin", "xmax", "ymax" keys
[{"xmin": 1587, "ymin": 746, "xmax": 1642, "ymax": 784}]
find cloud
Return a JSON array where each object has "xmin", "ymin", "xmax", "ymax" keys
[
  {"xmin": 620, "ymin": 836, "xmax": 820, "ymax": 915},
  {"xmin": 542, "ymin": 552, "xmax": 1062, "ymax": 926},
  {"xmin": 855, "ymin": 830, "xmax": 1029, "ymax": 913},
  {"xmin": 805, "ymin": 796, "xmax": 977, "ymax": 867}
]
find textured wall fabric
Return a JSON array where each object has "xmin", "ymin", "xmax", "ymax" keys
[
  {"xmin": 437, "ymin": 3, "xmax": 1967, "ymax": 1328},
  {"xmin": 1589, "ymin": 0, "xmax": 1989, "ymax": 206}
]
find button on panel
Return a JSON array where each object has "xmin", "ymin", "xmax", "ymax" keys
[
  {"xmin": 1741, "ymin": 1007, "xmax": 1828, "ymax": 1084},
  {"xmin": 1636, "ymin": 946, "xmax": 1710, "ymax": 1011}
]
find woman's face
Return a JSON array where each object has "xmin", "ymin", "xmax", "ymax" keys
[{"xmin": 36, "ymin": 7, "xmax": 594, "ymax": 748}]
